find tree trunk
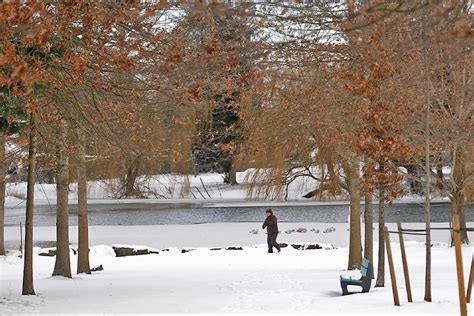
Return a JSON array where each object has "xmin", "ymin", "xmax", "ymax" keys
[
  {"xmin": 225, "ymin": 160, "xmax": 238, "ymax": 185},
  {"xmin": 52, "ymin": 119, "xmax": 71, "ymax": 278},
  {"xmin": 452, "ymin": 192, "xmax": 466, "ymax": 243},
  {"xmin": 0, "ymin": 133, "xmax": 5, "ymax": 256},
  {"xmin": 436, "ymin": 164, "xmax": 443, "ymax": 183},
  {"xmin": 452, "ymin": 149, "xmax": 469, "ymax": 244},
  {"xmin": 458, "ymin": 204, "xmax": 468, "ymax": 244},
  {"xmin": 348, "ymin": 156, "xmax": 362, "ymax": 270},
  {"xmin": 364, "ymin": 192, "xmax": 374, "ymax": 278},
  {"xmin": 22, "ymin": 113, "xmax": 36, "ymax": 295},
  {"xmin": 376, "ymin": 164, "xmax": 385, "ymax": 287},
  {"xmin": 424, "ymin": 97, "xmax": 432, "ymax": 302},
  {"xmin": 346, "ymin": 0, "xmax": 362, "ymax": 270},
  {"xmin": 76, "ymin": 127, "xmax": 90, "ymax": 274},
  {"xmin": 124, "ymin": 154, "xmax": 141, "ymax": 197},
  {"xmin": 406, "ymin": 164, "xmax": 423, "ymax": 194},
  {"xmin": 424, "ymin": 180, "xmax": 432, "ymax": 301}
]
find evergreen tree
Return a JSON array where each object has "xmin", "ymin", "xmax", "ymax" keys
[{"xmin": 189, "ymin": 4, "xmax": 260, "ymax": 184}]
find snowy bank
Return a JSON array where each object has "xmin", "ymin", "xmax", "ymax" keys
[
  {"xmin": 0, "ymin": 241, "xmax": 472, "ymax": 314},
  {"xmin": 4, "ymin": 222, "xmax": 470, "ymax": 250},
  {"xmin": 4, "ymin": 171, "xmax": 452, "ymax": 206},
  {"xmin": 1, "ymin": 223, "xmax": 473, "ymax": 314}
]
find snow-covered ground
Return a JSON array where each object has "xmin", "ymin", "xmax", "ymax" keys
[
  {"xmin": 1, "ymin": 223, "xmax": 472, "ymax": 314},
  {"xmin": 2, "ymin": 172, "xmax": 471, "ymax": 314},
  {"xmin": 2, "ymin": 222, "xmax": 465, "ymax": 249},
  {"xmin": 5, "ymin": 171, "xmax": 450, "ymax": 207},
  {"xmin": 5, "ymin": 171, "xmax": 296, "ymax": 205}
]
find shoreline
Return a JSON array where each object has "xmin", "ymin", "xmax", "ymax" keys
[
  {"xmin": 4, "ymin": 222, "xmax": 472, "ymax": 249},
  {"xmin": 5, "ymin": 196, "xmax": 456, "ymax": 208}
]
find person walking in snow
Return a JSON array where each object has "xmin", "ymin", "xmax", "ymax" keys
[{"xmin": 262, "ymin": 208, "xmax": 281, "ymax": 253}]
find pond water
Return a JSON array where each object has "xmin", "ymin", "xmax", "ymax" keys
[{"xmin": 4, "ymin": 201, "xmax": 473, "ymax": 226}]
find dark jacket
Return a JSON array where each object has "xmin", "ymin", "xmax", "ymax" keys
[{"xmin": 262, "ymin": 215, "xmax": 279, "ymax": 234}]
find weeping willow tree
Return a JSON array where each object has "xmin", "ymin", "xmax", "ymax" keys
[{"xmin": 240, "ymin": 57, "xmax": 365, "ymax": 268}]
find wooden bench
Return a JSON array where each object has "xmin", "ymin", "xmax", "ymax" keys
[{"xmin": 340, "ymin": 259, "xmax": 373, "ymax": 295}]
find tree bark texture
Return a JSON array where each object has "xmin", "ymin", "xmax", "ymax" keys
[
  {"xmin": 22, "ymin": 114, "xmax": 36, "ymax": 295},
  {"xmin": 452, "ymin": 149, "xmax": 469, "ymax": 244},
  {"xmin": 348, "ymin": 156, "xmax": 362, "ymax": 270},
  {"xmin": 52, "ymin": 119, "xmax": 72, "ymax": 278},
  {"xmin": 424, "ymin": 176, "xmax": 432, "ymax": 301},
  {"xmin": 376, "ymin": 163, "xmax": 385, "ymax": 287},
  {"xmin": 364, "ymin": 192, "xmax": 374, "ymax": 278},
  {"xmin": 124, "ymin": 154, "xmax": 141, "ymax": 197},
  {"xmin": 76, "ymin": 127, "xmax": 90, "ymax": 274},
  {"xmin": 225, "ymin": 159, "xmax": 238, "ymax": 185}
]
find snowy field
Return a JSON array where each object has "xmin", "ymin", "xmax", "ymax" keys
[
  {"xmin": 1, "ymin": 173, "xmax": 471, "ymax": 314},
  {"xmin": 1, "ymin": 223, "xmax": 472, "ymax": 314}
]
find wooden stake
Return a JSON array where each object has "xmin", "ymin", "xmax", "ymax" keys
[
  {"xmin": 453, "ymin": 213, "xmax": 467, "ymax": 316},
  {"xmin": 466, "ymin": 256, "xmax": 473, "ymax": 304},
  {"xmin": 384, "ymin": 226, "xmax": 400, "ymax": 306},
  {"xmin": 397, "ymin": 221, "xmax": 413, "ymax": 303}
]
